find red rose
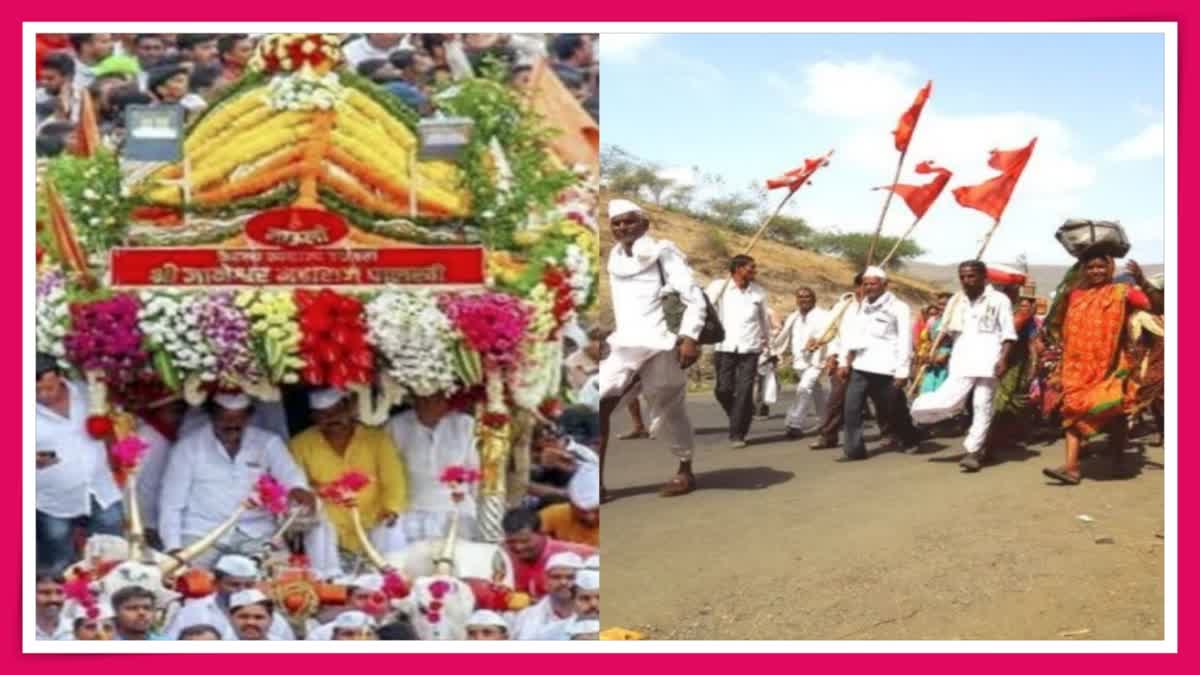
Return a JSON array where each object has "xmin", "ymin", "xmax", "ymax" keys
[{"xmin": 85, "ymin": 415, "xmax": 113, "ymax": 439}]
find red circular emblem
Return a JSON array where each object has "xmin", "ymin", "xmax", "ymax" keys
[{"xmin": 244, "ymin": 208, "xmax": 349, "ymax": 249}]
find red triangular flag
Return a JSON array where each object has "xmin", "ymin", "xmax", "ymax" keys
[
  {"xmin": 892, "ymin": 80, "xmax": 932, "ymax": 153},
  {"xmin": 952, "ymin": 138, "xmax": 1037, "ymax": 222},
  {"xmin": 72, "ymin": 89, "xmax": 102, "ymax": 158},
  {"xmin": 875, "ymin": 161, "xmax": 952, "ymax": 219},
  {"xmin": 766, "ymin": 150, "xmax": 834, "ymax": 191}
]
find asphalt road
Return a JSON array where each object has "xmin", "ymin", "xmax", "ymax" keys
[{"xmin": 600, "ymin": 390, "xmax": 1166, "ymax": 640}]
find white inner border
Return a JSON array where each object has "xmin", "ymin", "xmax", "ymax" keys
[{"xmin": 22, "ymin": 21, "xmax": 1178, "ymax": 654}]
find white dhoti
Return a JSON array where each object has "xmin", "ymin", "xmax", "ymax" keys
[
  {"xmin": 785, "ymin": 366, "xmax": 827, "ymax": 432},
  {"xmin": 910, "ymin": 375, "xmax": 996, "ymax": 454},
  {"xmin": 599, "ymin": 346, "xmax": 693, "ymax": 460}
]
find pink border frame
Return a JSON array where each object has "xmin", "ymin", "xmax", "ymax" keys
[{"xmin": 7, "ymin": 5, "xmax": 1188, "ymax": 668}]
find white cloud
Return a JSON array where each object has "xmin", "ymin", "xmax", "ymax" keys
[
  {"xmin": 767, "ymin": 55, "xmax": 918, "ymax": 121},
  {"xmin": 1133, "ymin": 102, "xmax": 1156, "ymax": 119},
  {"xmin": 658, "ymin": 166, "xmax": 698, "ymax": 188},
  {"xmin": 1105, "ymin": 123, "xmax": 1164, "ymax": 161},
  {"xmin": 599, "ymin": 34, "xmax": 662, "ymax": 64}
]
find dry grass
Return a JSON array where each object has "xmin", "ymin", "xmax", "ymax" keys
[{"xmin": 594, "ymin": 193, "xmax": 942, "ymax": 329}]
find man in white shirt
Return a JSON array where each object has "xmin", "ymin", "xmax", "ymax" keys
[
  {"xmin": 387, "ymin": 394, "xmax": 478, "ymax": 543},
  {"xmin": 342, "ymin": 34, "xmax": 407, "ymax": 68},
  {"xmin": 511, "ymin": 552, "xmax": 581, "ymax": 639},
  {"xmin": 706, "ymin": 255, "xmax": 771, "ymax": 447},
  {"xmin": 771, "ymin": 287, "xmax": 832, "ymax": 438},
  {"xmin": 911, "ymin": 261, "xmax": 1017, "ymax": 472},
  {"xmin": 163, "ymin": 554, "xmax": 300, "ymax": 640},
  {"xmin": 599, "ymin": 199, "xmax": 707, "ymax": 498},
  {"xmin": 158, "ymin": 393, "xmax": 314, "ymax": 568},
  {"xmin": 35, "ymin": 353, "xmax": 124, "ymax": 576},
  {"xmin": 466, "ymin": 609, "xmax": 511, "ymax": 640},
  {"xmin": 838, "ymin": 267, "xmax": 920, "ymax": 461},
  {"xmin": 227, "ymin": 589, "xmax": 277, "ymax": 640},
  {"xmin": 68, "ymin": 33, "xmax": 114, "ymax": 89},
  {"xmin": 35, "ymin": 574, "xmax": 72, "ymax": 640},
  {"xmin": 810, "ymin": 274, "xmax": 865, "ymax": 449}
]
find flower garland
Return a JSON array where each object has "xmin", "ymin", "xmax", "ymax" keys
[
  {"xmin": 253, "ymin": 34, "xmax": 343, "ymax": 74},
  {"xmin": 296, "ymin": 289, "xmax": 373, "ymax": 389},
  {"xmin": 440, "ymin": 292, "xmax": 531, "ymax": 372},
  {"xmin": 139, "ymin": 291, "xmax": 217, "ymax": 390},
  {"xmin": 236, "ymin": 290, "xmax": 304, "ymax": 384},
  {"xmin": 317, "ymin": 470, "xmax": 370, "ymax": 507},
  {"xmin": 266, "ymin": 70, "xmax": 344, "ymax": 112},
  {"xmin": 365, "ymin": 290, "xmax": 460, "ymax": 397},
  {"xmin": 197, "ymin": 291, "xmax": 263, "ymax": 387},
  {"xmin": 253, "ymin": 474, "xmax": 290, "ymax": 516},
  {"xmin": 64, "ymin": 294, "xmax": 152, "ymax": 397},
  {"xmin": 35, "ymin": 269, "xmax": 70, "ymax": 366}
]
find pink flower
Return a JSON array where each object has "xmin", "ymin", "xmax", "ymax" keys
[
  {"xmin": 255, "ymin": 474, "xmax": 290, "ymax": 515},
  {"xmin": 439, "ymin": 465, "xmax": 481, "ymax": 485},
  {"xmin": 339, "ymin": 471, "xmax": 370, "ymax": 492},
  {"xmin": 110, "ymin": 435, "xmax": 148, "ymax": 470},
  {"xmin": 428, "ymin": 580, "xmax": 451, "ymax": 599}
]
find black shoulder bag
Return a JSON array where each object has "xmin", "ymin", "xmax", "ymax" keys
[{"xmin": 656, "ymin": 260, "xmax": 725, "ymax": 346}]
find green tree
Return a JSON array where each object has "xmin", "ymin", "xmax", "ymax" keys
[
  {"xmin": 705, "ymin": 193, "xmax": 757, "ymax": 229},
  {"xmin": 813, "ymin": 231, "xmax": 925, "ymax": 270}
]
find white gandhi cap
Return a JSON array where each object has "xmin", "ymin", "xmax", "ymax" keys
[
  {"xmin": 228, "ymin": 588, "xmax": 270, "ymax": 611},
  {"xmin": 309, "ymin": 388, "xmax": 348, "ymax": 411},
  {"xmin": 544, "ymin": 552, "xmax": 584, "ymax": 572},
  {"xmin": 862, "ymin": 265, "xmax": 888, "ymax": 281},
  {"xmin": 608, "ymin": 199, "xmax": 642, "ymax": 221},
  {"xmin": 214, "ymin": 554, "xmax": 258, "ymax": 579},
  {"xmin": 467, "ymin": 609, "xmax": 509, "ymax": 629},
  {"xmin": 575, "ymin": 569, "xmax": 599, "ymax": 591},
  {"xmin": 212, "ymin": 392, "xmax": 252, "ymax": 411}
]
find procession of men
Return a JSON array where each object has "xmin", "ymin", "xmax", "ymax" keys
[{"xmin": 598, "ymin": 199, "xmax": 1166, "ymax": 499}]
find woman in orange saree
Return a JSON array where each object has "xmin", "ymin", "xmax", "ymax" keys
[{"xmin": 1042, "ymin": 253, "xmax": 1151, "ymax": 485}]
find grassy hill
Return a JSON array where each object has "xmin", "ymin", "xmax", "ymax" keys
[{"xmin": 595, "ymin": 193, "xmax": 942, "ymax": 329}]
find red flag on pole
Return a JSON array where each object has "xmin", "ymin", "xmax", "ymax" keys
[
  {"xmin": 874, "ymin": 161, "xmax": 952, "ymax": 219},
  {"xmin": 952, "ymin": 138, "xmax": 1037, "ymax": 222},
  {"xmin": 72, "ymin": 90, "xmax": 102, "ymax": 158},
  {"xmin": 892, "ymin": 80, "xmax": 932, "ymax": 153},
  {"xmin": 766, "ymin": 150, "xmax": 834, "ymax": 191}
]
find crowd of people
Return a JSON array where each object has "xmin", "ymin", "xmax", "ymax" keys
[
  {"xmin": 35, "ymin": 345, "xmax": 602, "ymax": 640},
  {"xmin": 597, "ymin": 198, "xmax": 1166, "ymax": 498},
  {"xmin": 35, "ymin": 32, "xmax": 598, "ymax": 157}
]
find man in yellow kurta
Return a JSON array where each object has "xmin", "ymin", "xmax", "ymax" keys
[{"xmin": 290, "ymin": 389, "xmax": 408, "ymax": 556}]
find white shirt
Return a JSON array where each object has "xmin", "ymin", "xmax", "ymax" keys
[
  {"xmin": 134, "ymin": 422, "xmax": 171, "ymax": 531},
  {"xmin": 73, "ymin": 59, "xmax": 96, "ymax": 90},
  {"xmin": 607, "ymin": 235, "xmax": 707, "ymax": 353},
  {"xmin": 157, "ymin": 423, "xmax": 309, "ymax": 550},
  {"xmin": 825, "ymin": 294, "xmax": 860, "ymax": 363},
  {"xmin": 772, "ymin": 306, "xmax": 831, "ymax": 369},
  {"xmin": 342, "ymin": 37, "xmax": 405, "ymax": 67},
  {"xmin": 944, "ymin": 286, "xmax": 1018, "ymax": 379},
  {"xmin": 706, "ymin": 279, "xmax": 770, "ymax": 354},
  {"xmin": 36, "ymin": 615, "xmax": 73, "ymax": 640},
  {"xmin": 843, "ymin": 291, "xmax": 913, "ymax": 379},
  {"xmin": 511, "ymin": 597, "xmax": 574, "ymax": 640},
  {"xmin": 35, "ymin": 381, "xmax": 123, "ymax": 519},
  {"xmin": 387, "ymin": 410, "xmax": 477, "ymax": 514},
  {"xmin": 163, "ymin": 596, "xmax": 298, "ymax": 640}
]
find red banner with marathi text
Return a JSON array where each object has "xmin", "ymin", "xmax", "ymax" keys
[{"xmin": 109, "ymin": 247, "xmax": 485, "ymax": 288}]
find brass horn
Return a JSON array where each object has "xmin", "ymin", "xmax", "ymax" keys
[{"xmin": 433, "ymin": 510, "xmax": 459, "ymax": 577}]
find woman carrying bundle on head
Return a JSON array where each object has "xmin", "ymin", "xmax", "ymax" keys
[{"xmin": 1041, "ymin": 251, "xmax": 1153, "ymax": 485}]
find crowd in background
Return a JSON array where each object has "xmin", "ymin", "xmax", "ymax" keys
[{"xmin": 35, "ymin": 32, "xmax": 599, "ymax": 157}]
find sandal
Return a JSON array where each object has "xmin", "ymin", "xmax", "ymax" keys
[
  {"xmin": 618, "ymin": 429, "xmax": 651, "ymax": 440},
  {"xmin": 659, "ymin": 473, "xmax": 696, "ymax": 497},
  {"xmin": 1042, "ymin": 466, "xmax": 1082, "ymax": 485}
]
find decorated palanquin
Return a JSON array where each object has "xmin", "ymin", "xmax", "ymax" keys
[{"xmin": 35, "ymin": 34, "xmax": 596, "ymax": 638}]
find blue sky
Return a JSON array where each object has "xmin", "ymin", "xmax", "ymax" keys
[{"xmin": 600, "ymin": 32, "xmax": 1166, "ymax": 265}]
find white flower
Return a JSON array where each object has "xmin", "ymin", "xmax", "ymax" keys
[{"xmin": 82, "ymin": 188, "xmax": 98, "ymax": 200}]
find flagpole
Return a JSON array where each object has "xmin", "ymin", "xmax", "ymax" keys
[
  {"xmin": 907, "ymin": 215, "xmax": 1004, "ymax": 398},
  {"xmin": 712, "ymin": 148, "xmax": 833, "ymax": 304},
  {"xmin": 711, "ymin": 185, "xmax": 801, "ymax": 305},
  {"xmin": 878, "ymin": 213, "xmax": 923, "ymax": 269},
  {"xmin": 866, "ymin": 148, "xmax": 908, "ymax": 267}
]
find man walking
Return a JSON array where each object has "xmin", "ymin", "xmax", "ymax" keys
[
  {"xmin": 838, "ymin": 267, "xmax": 921, "ymax": 461},
  {"xmin": 771, "ymin": 287, "xmax": 831, "ymax": 438},
  {"xmin": 706, "ymin": 255, "xmax": 771, "ymax": 448},
  {"xmin": 911, "ymin": 260, "xmax": 1016, "ymax": 472},
  {"xmin": 598, "ymin": 199, "xmax": 707, "ymax": 499},
  {"xmin": 809, "ymin": 274, "xmax": 864, "ymax": 450}
]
